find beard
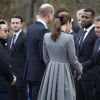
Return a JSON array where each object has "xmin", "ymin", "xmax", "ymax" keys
[{"xmin": 82, "ymin": 22, "xmax": 93, "ymax": 29}]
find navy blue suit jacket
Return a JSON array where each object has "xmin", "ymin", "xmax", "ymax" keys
[
  {"xmin": 75, "ymin": 27, "xmax": 97, "ymax": 63},
  {"xmin": 24, "ymin": 21, "xmax": 49, "ymax": 82},
  {"xmin": 83, "ymin": 38, "xmax": 100, "ymax": 75},
  {"xmin": 75, "ymin": 27, "xmax": 98, "ymax": 80},
  {"xmin": 8, "ymin": 31, "xmax": 26, "ymax": 78},
  {"xmin": 82, "ymin": 38, "xmax": 100, "ymax": 91},
  {"xmin": 72, "ymin": 21, "xmax": 81, "ymax": 33}
]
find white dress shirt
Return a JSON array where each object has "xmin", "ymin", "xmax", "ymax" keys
[
  {"xmin": 83, "ymin": 24, "xmax": 94, "ymax": 41},
  {"xmin": 36, "ymin": 19, "xmax": 48, "ymax": 29},
  {"xmin": 13, "ymin": 29, "xmax": 22, "ymax": 44}
]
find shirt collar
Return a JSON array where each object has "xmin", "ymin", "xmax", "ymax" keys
[
  {"xmin": 84, "ymin": 24, "xmax": 94, "ymax": 32},
  {"xmin": 13, "ymin": 29, "xmax": 22, "ymax": 37},
  {"xmin": 36, "ymin": 19, "xmax": 48, "ymax": 29}
]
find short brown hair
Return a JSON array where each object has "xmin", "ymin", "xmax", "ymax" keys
[{"xmin": 39, "ymin": 3, "xmax": 54, "ymax": 17}]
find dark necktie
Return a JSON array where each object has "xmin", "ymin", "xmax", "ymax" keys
[
  {"xmin": 98, "ymin": 40, "xmax": 100, "ymax": 52},
  {"xmin": 10, "ymin": 34, "xmax": 16, "ymax": 49},
  {"xmin": 79, "ymin": 30, "xmax": 87, "ymax": 48}
]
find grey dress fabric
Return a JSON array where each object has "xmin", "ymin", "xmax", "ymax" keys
[{"xmin": 37, "ymin": 32, "xmax": 82, "ymax": 100}]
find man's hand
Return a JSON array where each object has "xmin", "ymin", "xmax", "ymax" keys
[{"xmin": 10, "ymin": 75, "xmax": 16, "ymax": 85}]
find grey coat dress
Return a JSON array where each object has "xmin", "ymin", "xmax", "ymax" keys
[{"xmin": 37, "ymin": 32, "xmax": 82, "ymax": 100}]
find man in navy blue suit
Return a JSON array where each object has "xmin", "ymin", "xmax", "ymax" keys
[
  {"xmin": 83, "ymin": 16, "xmax": 100, "ymax": 100},
  {"xmin": 7, "ymin": 15, "xmax": 28, "ymax": 100},
  {"xmin": 24, "ymin": 3, "xmax": 54, "ymax": 100}
]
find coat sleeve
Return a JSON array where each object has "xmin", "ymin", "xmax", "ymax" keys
[
  {"xmin": 82, "ymin": 38, "xmax": 98, "ymax": 71},
  {"xmin": 43, "ymin": 38, "xmax": 50, "ymax": 66},
  {"xmin": 67, "ymin": 35, "xmax": 82, "ymax": 74},
  {"xmin": 38, "ymin": 29, "xmax": 49, "ymax": 60},
  {"xmin": 0, "ymin": 49, "xmax": 14, "ymax": 82},
  {"xmin": 82, "ymin": 55, "xmax": 95, "ymax": 71},
  {"xmin": 0, "ymin": 60, "xmax": 14, "ymax": 82}
]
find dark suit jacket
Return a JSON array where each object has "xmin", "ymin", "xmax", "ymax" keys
[
  {"xmin": 82, "ymin": 38, "xmax": 100, "ymax": 93},
  {"xmin": 75, "ymin": 27, "xmax": 98, "ymax": 80},
  {"xmin": 83, "ymin": 38, "xmax": 100, "ymax": 78},
  {"xmin": 24, "ymin": 21, "xmax": 49, "ymax": 82},
  {"xmin": 8, "ymin": 31, "xmax": 26, "ymax": 78},
  {"xmin": 72, "ymin": 21, "xmax": 81, "ymax": 33},
  {"xmin": 0, "ymin": 39, "xmax": 13, "ymax": 91}
]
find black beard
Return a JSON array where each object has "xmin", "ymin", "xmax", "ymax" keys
[{"xmin": 83, "ymin": 22, "xmax": 93, "ymax": 29}]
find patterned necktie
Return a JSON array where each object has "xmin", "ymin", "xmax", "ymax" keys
[
  {"xmin": 10, "ymin": 34, "xmax": 16, "ymax": 49},
  {"xmin": 79, "ymin": 30, "xmax": 87, "ymax": 48}
]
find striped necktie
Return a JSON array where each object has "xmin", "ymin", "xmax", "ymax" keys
[
  {"xmin": 10, "ymin": 34, "xmax": 16, "ymax": 49},
  {"xmin": 79, "ymin": 30, "xmax": 87, "ymax": 48}
]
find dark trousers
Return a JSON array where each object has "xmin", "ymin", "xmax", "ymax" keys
[
  {"xmin": 8, "ymin": 77, "xmax": 28, "ymax": 100},
  {"xmin": 76, "ymin": 79, "xmax": 95, "ymax": 100},
  {"xmin": 28, "ymin": 81, "xmax": 40, "ymax": 100},
  {"xmin": 0, "ymin": 91, "xmax": 8, "ymax": 100},
  {"xmin": 95, "ymin": 79, "xmax": 100, "ymax": 100}
]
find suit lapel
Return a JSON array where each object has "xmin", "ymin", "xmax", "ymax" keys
[
  {"xmin": 80, "ymin": 27, "xmax": 94, "ymax": 50},
  {"xmin": 75, "ymin": 29, "xmax": 84, "ymax": 52},
  {"xmin": 7, "ymin": 35, "xmax": 13, "ymax": 51},
  {"xmin": 10, "ymin": 32, "xmax": 22, "ymax": 53},
  {"xmin": 76, "ymin": 29, "xmax": 83, "ymax": 45},
  {"xmin": 80, "ymin": 31, "xmax": 91, "ymax": 49}
]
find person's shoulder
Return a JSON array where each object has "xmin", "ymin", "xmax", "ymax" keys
[
  {"xmin": 28, "ymin": 21, "xmax": 42, "ymax": 29},
  {"xmin": 44, "ymin": 32, "xmax": 51, "ymax": 37},
  {"xmin": 95, "ymin": 37, "xmax": 100, "ymax": 43},
  {"xmin": 61, "ymin": 32, "xmax": 73, "ymax": 39},
  {"xmin": 21, "ymin": 30, "xmax": 26, "ymax": 35},
  {"xmin": 19, "ymin": 30, "xmax": 26, "ymax": 38}
]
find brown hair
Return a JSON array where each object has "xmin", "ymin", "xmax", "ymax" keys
[
  {"xmin": 51, "ymin": 12, "xmax": 71, "ymax": 41},
  {"xmin": 39, "ymin": 3, "xmax": 54, "ymax": 17}
]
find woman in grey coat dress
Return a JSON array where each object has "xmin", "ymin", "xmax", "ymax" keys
[{"xmin": 37, "ymin": 11, "xmax": 82, "ymax": 100}]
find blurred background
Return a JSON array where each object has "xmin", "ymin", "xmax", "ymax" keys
[{"xmin": 0, "ymin": 0, "xmax": 100, "ymax": 27}]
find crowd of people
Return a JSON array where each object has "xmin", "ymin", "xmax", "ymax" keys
[{"xmin": 0, "ymin": 3, "xmax": 100, "ymax": 100}]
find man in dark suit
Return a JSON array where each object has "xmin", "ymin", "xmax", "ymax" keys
[
  {"xmin": 0, "ymin": 20, "xmax": 16, "ymax": 100},
  {"xmin": 83, "ymin": 16, "xmax": 100, "ymax": 100},
  {"xmin": 7, "ymin": 15, "xmax": 27, "ymax": 100},
  {"xmin": 75, "ymin": 8, "xmax": 98, "ymax": 100},
  {"xmin": 24, "ymin": 3, "xmax": 54, "ymax": 100}
]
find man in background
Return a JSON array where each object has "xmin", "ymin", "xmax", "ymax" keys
[
  {"xmin": 8, "ymin": 15, "xmax": 27, "ymax": 100},
  {"xmin": 75, "ymin": 8, "xmax": 98, "ymax": 100}
]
